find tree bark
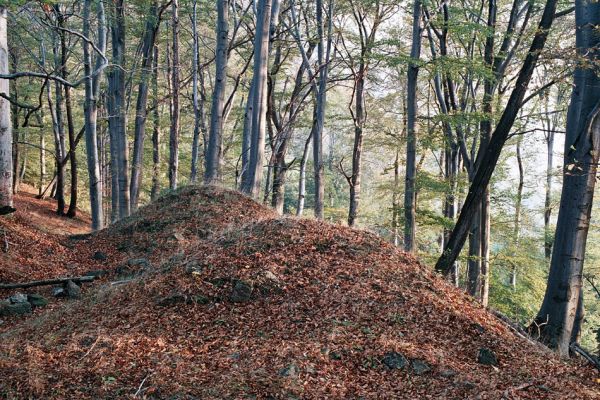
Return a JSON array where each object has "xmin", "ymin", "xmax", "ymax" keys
[
  {"xmin": 241, "ymin": 0, "xmax": 273, "ymax": 198},
  {"xmin": 130, "ymin": 1, "xmax": 160, "ymax": 209},
  {"xmin": 168, "ymin": 0, "xmax": 180, "ymax": 190},
  {"xmin": 108, "ymin": 0, "xmax": 130, "ymax": 220},
  {"xmin": 533, "ymin": 0, "xmax": 600, "ymax": 356},
  {"xmin": 403, "ymin": 0, "xmax": 422, "ymax": 250},
  {"xmin": 205, "ymin": 0, "xmax": 229, "ymax": 184},
  {"xmin": 0, "ymin": 6, "xmax": 12, "ymax": 211},
  {"xmin": 82, "ymin": 0, "xmax": 105, "ymax": 230}
]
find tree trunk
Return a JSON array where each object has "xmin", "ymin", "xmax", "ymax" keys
[
  {"xmin": 0, "ymin": 6, "xmax": 12, "ymax": 210},
  {"xmin": 190, "ymin": 0, "xmax": 201, "ymax": 183},
  {"xmin": 107, "ymin": 0, "xmax": 130, "ymax": 220},
  {"xmin": 82, "ymin": 0, "xmax": 105, "ymax": 230},
  {"xmin": 348, "ymin": 69, "xmax": 365, "ymax": 227},
  {"xmin": 296, "ymin": 130, "xmax": 312, "ymax": 216},
  {"xmin": 533, "ymin": 0, "xmax": 600, "ymax": 356},
  {"xmin": 241, "ymin": 0, "xmax": 272, "ymax": 198},
  {"xmin": 168, "ymin": 0, "xmax": 180, "ymax": 190},
  {"xmin": 130, "ymin": 1, "xmax": 159, "ymax": 209},
  {"xmin": 435, "ymin": 0, "xmax": 559, "ymax": 273},
  {"xmin": 151, "ymin": 44, "xmax": 161, "ymax": 201},
  {"xmin": 204, "ymin": 0, "xmax": 229, "ymax": 184},
  {"xmin": 403, "ymin": 0, "xmax": 422, "ymax": 250}
]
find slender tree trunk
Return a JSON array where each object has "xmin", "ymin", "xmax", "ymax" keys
[
  {"xmin": 533, "ymin": 0, "xmax": 600, "ymax": 356},
  {"xmin": 38, "ymin": 114, "xmax": 45, "ymax": 196},
  {"xmin": 511, "ymin": 135, "xmax": 524, "ymax": 288},
  {"xmin": 313, "ymin": 0, "xmax": 332, "ymax": 220},
  {"xmin": 241, "ymin": 0, "xmax": 272, "ymax": 198},
  {"xmin": 151, "ymin": 44, "xmax": 161, "ymax": 201},
  {"xmin": 0, "ymin": 6, "xmax": 12, "ymax": 211},
  {"xmin": 169, "ymin": 0, "xmax": 180, "ymax": 190},
  {"xmin": 82, "ymin": 0, "xmax": 105, "ymax": 230},
  {"xmin": 205, "ymin": 0, "xmax": 229, "ymax": 184},
  {"xmin": 51, "ymin": 19, "xmax": 66, "ymax": 216},
  {"xmin": 108, "ymin": 0, "xmax": 130, "ymax": 220},
  {"xmin": 130, "ymin": 1, "xmax": 159, "ymax": 209},
  {"xmin": 296, "ymin": 130, "xmax": 312, "ymax": 216},
  {"xmin": 403, "ymin": 0, "xmax": 423, "ymax": 250},
  {"xmin": 190, "ymin": 0, "xmax": 201, "ymax": 183},
  {"xmin": 348, "ymin": 70, "xmax": 366, "ymax": 227}
]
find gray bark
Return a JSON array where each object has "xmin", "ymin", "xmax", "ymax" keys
[
  {"xmin": 205, "ymin": 0, "xmax": 229, "ymax": 184},
  {"xmin": 241, "ymin": 0, "xmax": 273, "ymax": 198},
  {"xmin": 534, "ymin": 0, "xmax": 600, "ymax": 356},
  {"xmin": 107, "ymin": 0, "xmax": 130, "ymax": 220},
  {"xmin": 82, "ymin": 0, "xmax": 105, "ymax": 230},
  {"xmin": 150, "ymin": 44, "xmax": 161, "ymax": 201},
  {"xmin": 403, "ymin": 0, "xmax": 422, "ymax": 249},
  {"xmin": 169, "ymin": 0, "xmax": 180, "ymax": 190},
  {"xmin": 0, "ymin": 7, "xmax": 11, "ymax": 210},
  {"xmin": 130, "ymin": 1, "xmax": 160, "ymax": 209}
]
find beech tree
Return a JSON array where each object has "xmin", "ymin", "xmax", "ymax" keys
[{"xmin": 0, "ymin": 5, "xmax": 12, "ymax": 215}]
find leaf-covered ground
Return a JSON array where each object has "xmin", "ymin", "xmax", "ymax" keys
[{"xmin": 0, "ymin": 186, "xmax": 598, "ymax": 399}]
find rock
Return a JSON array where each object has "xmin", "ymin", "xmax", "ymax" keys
[
  {"xmin": 263, "ymin": 271, "xmax": 279, "ymax": 281},
  {"xmin": 329, "ymin": 351, "xmax": 342, "ymax": 360},
  {"xmin": 230, "ymin": 280, "xmax": 253, "ymax": 303},
  {"xmin": 9, "ymin": 292, "xmax": 28, "ymax": 304},
  {"xmin": 27, "ymin": 294, "xmax": 48, "ymax": 308},
  {"xmin": 279, "ymin": 364, "xmax": 299, "ymax": 378},
  {"xmin": 52, "ymin": 286, "xmax": 66, "ymax": 297},
  {"xmin": 92, "ymin": 251, "xmax": 108, "ymax": 261},
  {"xmin": 477, "ymin": 348, "xmax": 498, "ymax": 366},
  {"xmin": 382, "ymin": 352, "xmax": 409, "ymax": 370},
  {"xmin": 439, "ymin": 369, "xmax": 457, "ymax": 378},
  {"xmin": 65, "ymin": 280, "xmax": 81, "ymax": 299},
  {"xmin": 83, "ymin": 269, "xmax": 109, "ymax": 278},
  {"xmin": 411, "ymin": 359, "xmax": 431, "ymax": 375},
  {"xmin": 127, "ymin": 258, "xmax": 150, "ymax": 268},
  {"xmin": 185, "ymin": 261, "xmax": 203, "ymax": 275},
  {"xmin": 192, "ymin": 295, "xmax": 210, "ymax": 305},
  {"xmin": 0, "ymin": 300, "xmax": 32, "ymax": 316},
  {"xmin": 157, "ymin": 293, "xmax": 187, "ymax": 307}
]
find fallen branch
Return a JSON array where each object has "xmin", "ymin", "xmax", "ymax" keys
[
  {"xmin": 0, "ymin": 276, "xmax": 95, "ymax": 290},
  {"xmin": 489, "ymin": 309, "xmax": 550, "ymax": 352},
  {"xmin": 570, "ymin": 343, "xmax": 600, "ymax": 372}
]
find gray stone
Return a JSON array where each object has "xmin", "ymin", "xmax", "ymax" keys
[
  {"xmin": 439, "ymin": 369, "xmax": 456, "ymax": 378},
  {"xmin": 83, "ymin": 269, "xmax": 109, "ymax": 278},
  {"xmin": 65, "ymin": 280, "xmax": 81, "ymax": 299},
  {"xmin": 382, "ymin": 352, "xmax": 409, "ymax": 370},
  {"xmin": 27, "ymin": 294, "xmax": 48, "ymax": 308},
  {"xmin": 477, "ymin": 348, "xmax": 498, "ymax": 366},
  {"xmin": 411, "ymin": 359, "xmax": 431, "ymax": 375},
  {"xmin": 9, "ymin": 293, "xmax": 28, "ymax": 304},
  {"xmin": 279, "ymin": 364, "xmax": 299, "ymax": 378},
  {"xmin": 127, "ymin": 258, "xmax": 150, "ymax": 268},
  {"xmin": 52, "ymin": 286, "xmax": 66, "ymax": 297},
  {"xmin": 92, "ymin": 251, "xmax": 108, "ymax": 261},
  {"xmin": 230, "ymin": 280, "xmax": 253, "ymax": 303},
  {"xmin": 157, "ymin": 293, "xmax": 187, "ymax": 307},
  {"xmin": 0, "ymin": 300, "xmax": 32, "ymax": 316}
]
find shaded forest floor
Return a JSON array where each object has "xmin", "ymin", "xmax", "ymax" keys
[{"xmin": 0, "ymin": 186, "xmax": 598, "ymax": 399}]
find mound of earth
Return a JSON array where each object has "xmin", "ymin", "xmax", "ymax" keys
[{"xmin": 0, "ymin": 186, "xmax": 598, "ymax": 399}]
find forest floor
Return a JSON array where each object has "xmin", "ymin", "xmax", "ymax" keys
[{"xmin": 0, "ymin": 186, "xmax": 598, "ymax": 399}]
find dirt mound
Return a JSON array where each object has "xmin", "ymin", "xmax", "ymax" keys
[{"xmin": 0, "ymin": 188, "xmax": 598, "ymax": 399}]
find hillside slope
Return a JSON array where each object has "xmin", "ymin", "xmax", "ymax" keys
[{"xmin": 0, "ymin": 186, "xmax": 598, "ymax": 399}]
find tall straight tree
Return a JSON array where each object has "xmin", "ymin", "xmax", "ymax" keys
[
  {"xmin": 130, "ymin": 1, "xmax": 161, "ymax": 209},
  {"xmin": 169, "ymin": 0, "xmax": 180, "ymax": 190},
  {"xmin": 403, "ymin": 0, "xmax": 422, "ymax": 252},
  {"xmin": 240, "ymin": 0, "xmax": 273, "ymax": 198},
  {"xmin": 82, "ymin": 0, "xmax": 106, "ymax": 230},
  {"xmin": 0, "ymin": 6, "xmax": 12, "ymax": 214},
  {"xmin": 107, "ymin": 0, "xmax": 130, "ymax": 220},
  {"xmin": 190, "ymin": 0, "xmax": 202, "ymax": 183},
  {"xmin": 312, "ymin": 0, "xmax": 333, "ymax": 220},
  {"xmin": 204, "ymin": 0, "xmax": 229, "ymax": 184},
  {"xmin": 533, "ymin": 0, "xmax": 600, "ymax": 356}
]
